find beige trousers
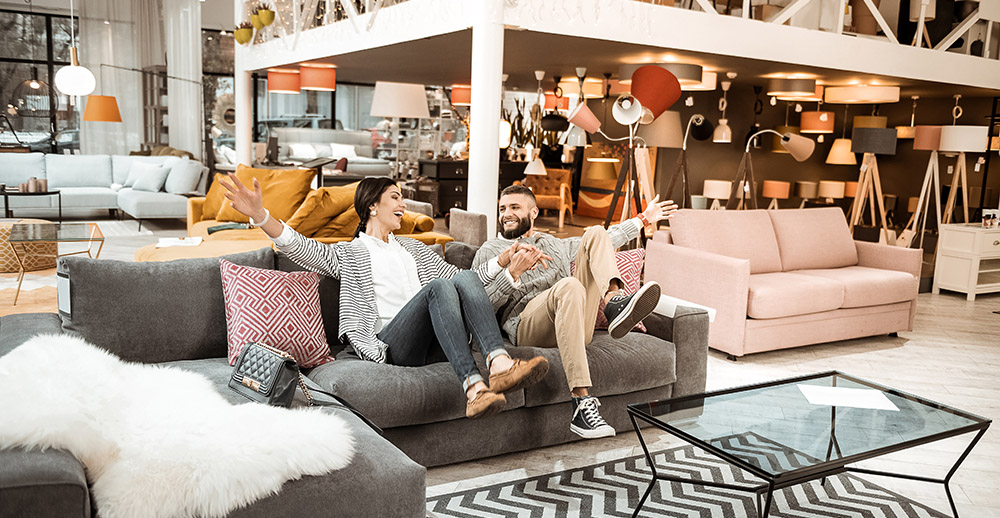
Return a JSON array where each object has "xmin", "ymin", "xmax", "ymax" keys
[{"xmin": 516, "ymin": 226, "xmax": 621, "ymax": 390}]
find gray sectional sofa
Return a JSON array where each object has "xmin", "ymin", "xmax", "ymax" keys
[
  {"xmin": 272, "ymin": 127, "xmax": 392, "ymax": 177},
  {"xmin": 0, "ymin": 153, "xmax": 208, "ymax": 224},
  {"xmin": 0, "ymin": 242, "xmax": 709, "ymax": 517}
]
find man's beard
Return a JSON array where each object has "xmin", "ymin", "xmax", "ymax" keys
[{"xmin": 500, "ymin": 215, "xmax": 531, "ymax": 240}]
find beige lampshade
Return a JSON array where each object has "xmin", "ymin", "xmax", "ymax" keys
[
  {"xmin": 801, "ymin": 111, "xmax": 835, "ymax": 134},
  {"xmin": 907, "ymin": 196, "xmax": 920, "ymax": 212},
  {"xmin": 795, "ymin": 181, "xmax": 819, "ymax": 199},
  {"xmin": 762, "ymin": 180, "xmax": 791, "ymax": 199},
  {"xmin": 818, "ymin": 180, "xmax": 846, "ymax": 199},
  {"xmin": 910, "ymin": 0, "xmax": 936, "ymax": 21},
  {"xmin": 897, "ymin": 125, "xmax": 916, "ymax": 139},
  {"xmin": 636, "ymin": 111, "xmax": 683, "ymax": 148},
  {"xmin": 777, "ymin": 85, "xmax": 824, "ymax": 102},
  {"xmin": 992, "ymin": 136, "xmax": 999, "ymax": 151},
  {"xmin": 703, "ymin": 180, "xmax": 732, "ymax": 200},
  {"xmin": 913, "ymin": 125, "xmax": 942, "ymax": 151},
  {"xmin": 772, "ymin": 125, "xmax": 798, "ymax": 154},
  {"xmin": 854, "ymin": 115, "xmax": 888, "ymax": 129},
  {"xmin": 585, "ymin": 161, "xmax": 619, "ymax": 181},
  {"xmin": 370, "ymin": 81, "xmax": 430, "ymax": 119},
  {"xmin": 939, "ymin": 126, "xmax": 989, "ymax": 153},
  {"xmin": 826, "ymin": 138, "xmax": 857, "ymax": 165},
  {"xmin": 844, "ymin": 181, "xmax": 858, "ymax": 198},
  {"xmin": 824, "ymin": 86, "xmax": 900, "ymax": 104}
]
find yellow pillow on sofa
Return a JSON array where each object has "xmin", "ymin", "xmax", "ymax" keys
[
  {"xmin": 214, "ymin": 165, "xmax": 316, "ymax": 223},
  {"xmin": 286, "ymin": 184, "xmax": 359, "ymax": 236},
  {"xmin": 312, "ymin": 209, "xmax": 361, "ymax": 238}
]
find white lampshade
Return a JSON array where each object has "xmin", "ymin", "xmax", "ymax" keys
[
  {"xmin": 612, "ymin": 94, "xmax": 643, "ymax": 125},
  {"xmin": 939, "ymin": 126, "xmax": 989, "ymax": 153},
  {"xmin": 370, "ymin": 81, "xmax": 430, "ymax": 119},
  {"xmin": 683, "ymin": 71, "xmax": 717, "ymax": 92},
  {"xmin": 703, "ymin": 179, "xmax": 732, "ymax": 200},
  {"xmin": 54, "ymin": 64, "xmax": 96, "ymax": 97},
  {"xmin": 826, "ymin": 138, "xmax": 858, "ymax": 165},
  {"xmin": 524, "ymin": 157, "xmax": 547, "ymax": 176},
  {"xmin": 637, "ymin": 111, "xmax": 682, "ymax": 148},
  {"xmin": 818, "ymin": 180, "xmax": 846, "ymax": 199},
  {"xmin": 564, "ymin": 125, "xmax": 589, "ymax": 147},
  {"xmin": 713, "ymin": 119, "xmax": 732, "ymax": 143}
]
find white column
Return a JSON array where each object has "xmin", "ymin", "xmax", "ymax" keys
[
  {"xmin": 163, "ymin": 0, "xmax": 203, "ymax": 159},
  {"xmin": 233, "ymin": 0, "xmax": 252, "ymax": 165},
  {"xmin": 468, "ymin": 0, "xmax": 505, "ymax": 237}
]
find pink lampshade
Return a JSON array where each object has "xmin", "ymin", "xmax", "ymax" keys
[
  {"xmin": 762, "ymin": 180, "xmax": 791, "ymax": 199},
  {"xmin": 913, "ymin": 125, "xmax": 942, "ymax": 151},
  {"xmin": 630, "ymin": 65, "xmax": 681, "ymax": 120},
  {"xmin": 568, "ymin": 102, "xmax": 601, "ymax": 134}
]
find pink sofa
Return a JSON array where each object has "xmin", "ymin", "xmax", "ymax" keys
[{"xmin": 644, "ymin": 208, "xmax": 921, "ymax": 358}]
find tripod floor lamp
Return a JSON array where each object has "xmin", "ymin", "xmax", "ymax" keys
[
  {"xmin": 849, "ymin": 127, "xmax": 898, "ymax": 244},
  {"xmin": 899, "ymin": 125, "xmax": 942, "ymax": 249},
  {"xmin": 654, "ymin": 114, "xmax": 713, "ymax": 209},
  {"xmin": 568, "ymin": 65, "xmax": 681, "ymax": 230},
  {"xmin": 940, "ymin": 125, "xmax": 989, "ymax": 224},
  {"xmin": 727, "ymin": 129, "xmax": 815, "ymax": 210}
]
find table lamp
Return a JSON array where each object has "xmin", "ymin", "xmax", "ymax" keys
[
  {"xmin": 849, "ymin": 127, "xmax": 898, "ymax": 242},
  {"xmin": 939, "ymin": 125, "xmax": 989, "ymax": 224},
  {"xmin": 703, "ymin": 180, "xmax": 732, "ymax": 210},
  {"xmin": 818, "ymin": 180, "xmax": 846, "ymax": 204},
  {"xmin": 899, "ymin": 125, "xmax": 943, "ymax": 249},
  {"xmin": 795, "ymin": 181, "xmax": 818, "ymax": 208},
  {"xmin": 762, "ymin": 180, "xmax": 790, "ymax": 210}
]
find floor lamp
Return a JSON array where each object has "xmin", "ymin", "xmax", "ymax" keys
[
  {"xmin": 940, "ymin": 125, "xmax": 990, "ymax": 224},
  {"xmin": 849, "ymin": 127, "xmax": 898, "ymax": 244},
  {"xmin": 728, "ymin": 129, "xmax": 815, "ymax": 210},
  {"xmin": 899, "ymin": 125, "xmax": 942, "ymax": 249},
  {"xmin": 648, "ymin": 113, "xmax": 708, "ymax": 209}
]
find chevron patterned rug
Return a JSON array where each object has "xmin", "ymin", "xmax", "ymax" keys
[{"xmin": 426, "ymin": 440, "xmax": 949, "ymax": 518}]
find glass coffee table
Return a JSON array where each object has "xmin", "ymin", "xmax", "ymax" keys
[
  {"xmin": 628, "ymin": 371, "xmax": 991, "ymax": 517},
  {"xmin": 7, "ymin": 222, "xmax": 103, "ymax": 305}
]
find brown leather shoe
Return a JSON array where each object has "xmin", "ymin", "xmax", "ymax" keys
[
  {"xmin": 466, "ymin": 390, "xmax": 506, "ymax": 419},
  {"xmin": 489, "ymin": 356, "xmax": 550, "ymax": 394}
]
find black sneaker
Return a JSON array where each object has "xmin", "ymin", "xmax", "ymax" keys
[
  {"xmin": 570, "ymin": 396, "xmax": 616, "ymax": 439},
  {"xmin": 603, "ymin": 281, "xmax": 661, "ymax": 339}
]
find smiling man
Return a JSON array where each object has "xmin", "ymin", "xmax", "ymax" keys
[{"xmin": 473, "ymin": 184, "xmax": 677, "ymax": 438}]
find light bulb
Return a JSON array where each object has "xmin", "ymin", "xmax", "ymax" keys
[
  {"xmin": 29, "ymin": 80, "xmax": 40, "ymax": 89},
  {"xmin": 54, "ymin": 64, "xmax": 96, "ymax": 96},
  {"xmin": 770, "ymin": 96, "xmax": 777, "ymax": 106}
]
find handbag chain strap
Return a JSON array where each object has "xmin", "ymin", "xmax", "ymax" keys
[{"xmin": 296, "ymin": 373, "xmax": 316, "ymax": 406}]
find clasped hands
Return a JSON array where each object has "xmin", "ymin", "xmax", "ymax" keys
[{"xmin": 497, "ymin": 241, "xmax": 553, "ymax": 281}]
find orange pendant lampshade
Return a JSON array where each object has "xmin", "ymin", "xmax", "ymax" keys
[
  {"xmin": 267, "ymin": 70, "xmax": 300, "ymax": 94},
  {"xmin": 300, "ymin": 66, "xmax": 336, "ymax": 92},
  {"xmin": 450, "ymin": 85, "xmax": 471, "ymax": 106},
  {"xmin": 629, "ymin": 65, "xmax": 681, "ymax": 120},
  {"xmin": 544, "ymin": 93, "xmax": 569, "ymax": 111},
  {"xmin": 801, "ymin": 111, "xmax": 835, "ymax": 134},
  {"xmin": 82, "ymin": 95, "xmax": 122, "ymax": 122},
  {"xmin": 762, "ymin": 180, "xmax": 791, "ymax": 199},
  {"xmin": 844, "ymin": 181, "xmax": 859, "ymax": 198}
]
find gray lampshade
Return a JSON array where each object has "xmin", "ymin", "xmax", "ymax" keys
[
  {"xmin": 637, "ymin": 111, "xmax": 683, "ymax": 148},
  {"xmin": 851, "ymin": 127, "xmax": 898, "ymax": 155}
]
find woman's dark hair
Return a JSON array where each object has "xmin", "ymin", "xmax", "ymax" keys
[{"xmin": 354, "ymin": 177, "xmax": 399, "ymax": 237}]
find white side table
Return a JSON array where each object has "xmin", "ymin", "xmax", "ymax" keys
[{"xmin": 932, "ymin": 223, "xmax": 1000, "ymax": 301}]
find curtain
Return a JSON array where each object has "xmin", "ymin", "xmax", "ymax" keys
[{"xmin": 163, "ymin": 0, "xmax": 203, "ymax": 160}]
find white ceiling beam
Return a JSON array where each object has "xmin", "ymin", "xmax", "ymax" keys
[{"xmin": 934, "ymin": 7, "xmax": 980, "ymax": 51}]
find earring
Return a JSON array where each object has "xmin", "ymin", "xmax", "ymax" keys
[{"xmin": 371, "ymin": 210, "xmax": 377, "ymax": 217}]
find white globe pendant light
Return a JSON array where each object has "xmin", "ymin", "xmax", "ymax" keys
[{"xmin": 54, "ymin": 0, "xmax": 95, "ymax": 97}]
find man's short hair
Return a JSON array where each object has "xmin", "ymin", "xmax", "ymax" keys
[{"xmin": 500, "ymin": 184, "xmax": 536, "ymax": 205}]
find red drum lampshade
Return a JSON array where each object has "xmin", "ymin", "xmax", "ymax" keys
[
  {"xmin": 629, "ymin": 65, "xmax": 681, "ymax": 120},
  {"xmin": 913, "ymin": 126, "xmax": 942, "ymax": 151},
  {"xmin": 300, "ymin": 66, "xmax": 336, "ymax": 92},
  {"xmin": 450, "ymin": 85, "xmax": 471, "ymax": 106}
]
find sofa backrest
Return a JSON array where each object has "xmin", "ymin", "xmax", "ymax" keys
[
  {"xmin": 273, "ymin": 127, "xmax": 375, "ymax": 159},
  {"xmin": 58, "ymin": 248, "xmax": 274, "ymax": 363},
  {"xmin": 668, "ymin": 209, "xmax": 783, "ymax": 274},
  {"xmin": 767, "ymin": 207, "xmax": 858, "ymax": 271},
  {"xmin": 46, "ymin": 154, "xmax": 112, "ymax": 188},
  {"xmin": 112, "ymin": 155, "xmax": 177, "ymax": 185},
  {"xmin": 0, "ymin": 152, "xmax": 45, "ymax": 185}
]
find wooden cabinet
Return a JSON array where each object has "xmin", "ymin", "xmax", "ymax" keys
[
  {"xmin": 417, "ymin": 160, "xmax": 528, "ymax": 216},
  {"xmin": 933, "ymin": 223, "xmax": 1000, "ymax": 301}
]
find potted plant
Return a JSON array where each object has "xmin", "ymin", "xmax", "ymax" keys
[
  {"xmin": 250, "ymin": 5, "xmax": 264, "ymax": 30},
  {"xmin": 234, "ymin": 21, "xmax": 253, "ymax": 45},
  {"xmin": 257, "ymin": 2, "xmax": 275, "ymax": 26}
]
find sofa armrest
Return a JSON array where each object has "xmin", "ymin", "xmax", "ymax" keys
[
  {"xmin": 855, "ymin": 240, "xmax": 921, "ymax": 279},
  {"xmin": 187, "ymin": 197, "xmax": 206, "ymax": 235},
  {"xmin": 449, "ymin": 208, "xmax": 488, "ymax": 247},
  {"xmin": 0, "ymin": 313, "xmax": 63, "ymax": 359},
  {"xmin": 644, "ymin": 240, "xmax": 751, "ymax": 357},
  {"xmin": 643, "ymin": 307, "xmax": 708, "ymax": 398}
]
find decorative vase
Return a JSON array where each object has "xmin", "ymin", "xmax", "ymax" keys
[
  {"xmin": 250, "ymin": 13, "xmax": 263, "ymax": 30},
  {"xmin": 234, "ymin": 27, "xmax": 253, "ymax": 45},
  {"xmin": 258, "ymin": 9, "xmax": 275, "ymax": 26}
]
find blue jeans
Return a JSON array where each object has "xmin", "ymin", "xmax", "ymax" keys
[{"xmin": 378, "ymin": 270, "xmax": 509, "ymax": 391}]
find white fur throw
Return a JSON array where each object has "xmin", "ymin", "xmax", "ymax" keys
[{"xmin": 0, "ymin": 334, "xmax": 355, "ymax": 518}]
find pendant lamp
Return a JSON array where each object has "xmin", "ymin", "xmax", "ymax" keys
[
  {"xmin": 826, "ymin": 105, "xmax": 857, "ymax": 165},
  {"xmin": 54, "ymin": 0, "xmax": 95, "ymax": 97},
  {"xmin": 713, "ymin": 80, "xmax": 732, "ymax": 144}
]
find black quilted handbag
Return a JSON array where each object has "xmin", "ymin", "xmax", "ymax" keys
[{"xmin": 228, "ymin": 342, "xmax": 382, "ymax": 434}]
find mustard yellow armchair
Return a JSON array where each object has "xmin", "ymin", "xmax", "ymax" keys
[{"xmin": 523, "ymin": 168, "xmax": 574, "ymax": 228}]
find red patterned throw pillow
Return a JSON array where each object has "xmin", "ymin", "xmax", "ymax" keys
[
  {"xmin": 571, "ymin": 248, "xmax": 647, "ymax": 332},
  {"xmin": 219, "ymin": 259, "xmax": 333, "ymax": 367}
]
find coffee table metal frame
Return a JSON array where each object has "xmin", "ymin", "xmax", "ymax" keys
[
  {"xmin": 628, "ymin": 371, "xmax": 991, "ymax": 518},
  {"xmin": 7, "ymin": 222, "xmax": 103, "ymax": 305},
  {"xmin": 2, "ymin": 190, "xmax": 62, "ymax": 223}
]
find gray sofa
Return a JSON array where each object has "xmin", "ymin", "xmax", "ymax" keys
[
  {"xmin": 0, "ymin": 153, "xmax": 208, "ymax": 224},
  {"xmin": 0, "ymin": 243, "xmax": 709, "ymax": 516},
  {"xmin": 273, "ymin": 127, "xmax": 392, "ymax": 177}
]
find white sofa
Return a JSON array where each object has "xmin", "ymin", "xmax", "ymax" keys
[
  {"xmin": 0, "ymin": 153, "xmax": 208, "ymax": 226},
  {"xmin": 273, "ymin": 128, "xmax": 392, "ymax": 177}
]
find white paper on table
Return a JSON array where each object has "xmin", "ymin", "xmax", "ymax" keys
[
  {"xmin": 797, "ymin": 384, "xmax": 899, "ymax": 411},
  {"xmin": 155, "ymin": 237, "xmax": 203, "ymax": 248},
  {"xmin": 652, "ymin": 294, "xmax": 716, "ymax": 323}
]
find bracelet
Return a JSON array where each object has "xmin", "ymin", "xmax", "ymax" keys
[
  {"xmin": 249, "ymin": 208, "xmax": 271, "ymax": 228},
  {"xmin": 637, "ymin": 213, "xmax": 650, "ymax": 227}
]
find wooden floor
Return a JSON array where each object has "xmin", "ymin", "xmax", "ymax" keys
[{"xmin": 4, "ymin": 213, "xmax": 999, "ymax": 515}]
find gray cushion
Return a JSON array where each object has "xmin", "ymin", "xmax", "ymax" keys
[
  {"xmin": 130, "ymin": 163, "xmax": 171, "ymax": 192},
  {"xmin": 0, "ymin": 313, "xmax": 63, "ymax": 359},
  {"xmin": 58, "ymin": 187, "xmax": 118, "ymax": 209},
  {"xmin": 0, "ymin": 152, "xmax": 45, "ymax": 186},
  {"xmin": 444, "ymin": 241, "xmax": 479, "ymax": 270},
  {"xmin": 58, "ymin": 248, "xmax": 274, "ymax": 363},
  {"xmin": 116, "ymin": 189, "xmax": 188, "ymax": 218},
  {"xmin": 164, "ymin": 159, "xmax": 203, "ymax": 194},
  {"xmin": 45, "ymin": 155, "xmax": 112, "ymax": 188},
  {"xmin": 0, "ymin": 448, "xmax": 90, "ymax": 518},
  {"xmin": 518, "ymin": 332, "xmax": 676, "ymax": 407},
  {"xmin": 307, "ymin": 354, "xmax": 525, "ymax": 429}
]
